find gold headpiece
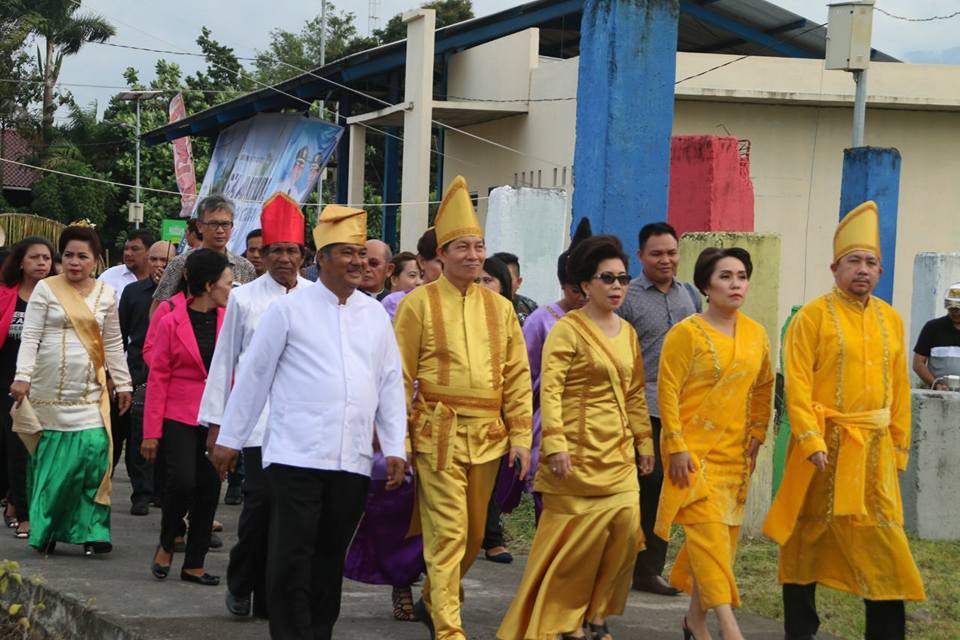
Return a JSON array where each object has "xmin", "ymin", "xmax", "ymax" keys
[
  {"xmin": 313, "ymin": 204, "xmax": 366, "ymax": 250},
  {"xmin": 834, "ymin": 201, "xmax": 880, "ymax": 263},
  {"xmin": 434, "ymin": 176, "xmax": 482, "ymax": 247}
]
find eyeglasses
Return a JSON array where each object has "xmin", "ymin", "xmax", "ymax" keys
[
  {"xmin": 202, "ymin": 220, "xmax": 233, "ymax": 230},
  {"xmin": 592, "ymin": 272, "xmax": 631, "ymax": 286}
]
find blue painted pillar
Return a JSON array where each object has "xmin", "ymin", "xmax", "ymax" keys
[
  {"xmin": 838, "ymin": 147, "xmax": 900, "ymax": 302},
  {"xmin": 382, "ymin": 73, "xmax": 401, "ymax": 249},
  {"xmin": 571, "ymin": 0, "xmax": 679, "ymax": 274},
  {"xmin": 335, "ymin": 95, "xmax": 352, "ymax": 205}
]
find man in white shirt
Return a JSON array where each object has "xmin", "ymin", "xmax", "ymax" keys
[
  {"xmin": 211, "ymin": 203, "xmax": 407, "ymax": 640},
  {"xmin": 199, "ymin": 193, "xmax": 311, "ymax": 619},
  {"xmin": 98, "ymin": 230, "xmax": 154, "ymax": 303}
]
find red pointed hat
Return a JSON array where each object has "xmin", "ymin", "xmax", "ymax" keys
[{"xmin": 261, "ymin": 192, "xmax": 305, "ymax": 246}]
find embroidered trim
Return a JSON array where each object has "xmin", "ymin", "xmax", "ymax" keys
[
  {"xmin": 690, "ymin": 317, "xmax": 721, "ymax": 384},
  {"xmin": 504, "ymin": 415, "xmax": 532, "ymax": 432},
  {"xmin": 545, "ymin": 305, "xmax": 562, "ymax": 321},
  {"xmin": 31, "ymin": 398, "xmax": 99, "ymax": 406},
  {"xmin": 425, "ymin": 285, "xmax": 450, "ymax": 386},
  {"xmin": 57, "ymin": 313, "xmax": 68, "ymax": 402},
  {"xmin": 796, "ymin": 429, "xmax": 821, "ymax": 441},
  {"xmin": 825, "ymin": 294, "xmax": 846, "ymax": 409},
  {"xmin": 542, "ymin": 426, "xmax": 565, "ymax": 437},
  {"xmin": 480, "ymin": 288, "xmax": 503, "ymax": 390},
  {"xmin": 872, "ymin": 301, "xmax": 891, "ymax": 409},
  {"xmin": 575, "ymin": 335, "xmax": 593, "ymax": 465},
  {"xmin": 663, "ymin": 431, "xmax": 684, "ymax": 440},
  {"xmin": 421, "ymin": 391, "xmax": 502, "ymax": 412},
  {"xmin": 485, "ymin": 422, "xmax": 508, "ymax": 441},
  {"xmin": 825, "ymin": 425, "xmax": 841, "ymax": 522}
]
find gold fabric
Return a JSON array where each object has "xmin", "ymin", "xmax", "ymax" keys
[
  {"xmin": 654, "ymin": 314, "xmax": 774, "ymax": 538},
  {"xmin": 534, "ymin": 309, "xmax": 653, "ymax": 498},
  {"xmin": 834, "ymin": 201, "xmax": 880, "ymax": 262},
  {"xmin": 10, "ymin": 397, "xmax": 42, "ymax": 454},
  {"xmin": 671, "ymin": 524, "xmax": 741, "ymax": 610},
  {"xmin": 497, "ymin": 492, "xmax": 641, "ymax": 640},
  {"xmin": 415, "ymin": 452, "xmax": 499, "ymax": 640},
  {"xmin": 313, "ymin": 204, "xmax": 366, "ymax": 249},
  {"xmin": 434, "ymin": 176, "xmax": 483, "ymax": 246},
  {"xmin": 44, "ymin": 274, "xmax": 114, "ymax": 506},
  {"xmin": 763, "ymin": 288, "xmax": 925, "ymax": 601},
  {"xmin": 394, "ymin": 273, "xmax": 533, "ymax": 640}
]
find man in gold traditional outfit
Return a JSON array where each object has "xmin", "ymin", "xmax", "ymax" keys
[
  {"xmin": 764, "ymin": 202, "xmax": 925, "ymax": 640},
  {"xmin": 393, "ymin": 176, "xmax": 533, "ymax": 640}
]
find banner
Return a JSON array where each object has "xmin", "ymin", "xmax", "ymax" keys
[
  {"xmin": 168, "ymin": 94, "xmax": 198, "ymax": 217},
  {"xmin": 194, "ymin": 113, "xmax": 342, "ymax": 253}
]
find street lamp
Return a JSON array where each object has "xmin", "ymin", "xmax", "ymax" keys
[{"xmin": 117, "ymin": 90, "xmax": 163, "ymax": 229}]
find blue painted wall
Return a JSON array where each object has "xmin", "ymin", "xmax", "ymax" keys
[
  {"xmin": 571, "ymin": 0, "xmax": 679, "ymax": 274},
  {"xmin": 839, "ymin": 147, "xmax": 901, "ymax": 303}
]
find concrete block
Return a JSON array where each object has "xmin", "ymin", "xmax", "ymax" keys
[
  {"xmin": 839, "ymin": 147, "xmax": 901, "ymax": 302},
  {"xmin": 901, "ymin": 390, "xmax": 960, "ymax": 540},
  {"xmin": 677, "ymin": 232, "xmax": 781, "ymax": 535},
  {"xmin": 668, "ymin": 136, "xmax": 755, "ymax": 235},
  {"xmin": 909, "ymin": 253, "xmax": 960, "ymax": 377},
  {"xmin": 572, "ymin": 0, "xmax": 679, "ymax": 275}
]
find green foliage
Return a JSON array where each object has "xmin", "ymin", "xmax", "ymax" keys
[
  {"xmin": 30, "ymin": 155, "xmax": 115, "ymax": 227},
  {"xmin": 375, "ymin": 0, "xmax": 474, "ymax": 44},
  {"xmin": 0, "ymin": 559, "xmax": 36, "ymax": 638}
]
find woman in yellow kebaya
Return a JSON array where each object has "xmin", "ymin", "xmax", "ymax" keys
[
  {"xmin": 654, "ymin": 247, "xmax": 773, "ymax": 640},
  {"xmin": 498, "ymin": 235, "xmax": 654, "ymax": 640}
]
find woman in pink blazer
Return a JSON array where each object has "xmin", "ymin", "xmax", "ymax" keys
[{"xmin": 141, "ymin": 250, "xmax": 231, "ymax": 586}]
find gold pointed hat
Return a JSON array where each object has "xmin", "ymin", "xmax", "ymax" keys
[
  {"xmin": 313, "ymin": 204, "xmax": 367, "ymax": 250},
  {"xmin": 434, "ymin": 175, "xmax": 482, "ymax": 247},
  {"xmin": 834, "ymin": 201, "xmax": 881, "ymax": 262}
]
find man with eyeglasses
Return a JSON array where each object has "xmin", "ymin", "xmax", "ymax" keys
[
  {"xmin": 616, "ymin": 221, "xmax": 702, "ymax": 596},
  {"xmin": 151, "ymin": 195, "xmax": 257, "ymax": 312}
]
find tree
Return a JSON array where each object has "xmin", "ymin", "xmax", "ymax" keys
[
  {"xmin": 375, "ymin": 0, "xmax": 474, "ymax": 44},
  {"xmin": 15, "ymin": 0, "xmax": 114, "ymax": 146}
]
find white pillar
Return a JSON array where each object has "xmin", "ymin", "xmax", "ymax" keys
[
  {"xmin": 399, "ymin": 9, "xmax": 435, "ymax": 250},
  {"xmin": 347, "ymin": 124, "xmax": 366, "ymax": 206}
]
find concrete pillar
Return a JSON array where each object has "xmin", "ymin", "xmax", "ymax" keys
[
  {"xmin": 910, "ymin": 253, "xmax": 960, "ymax": 373},
  {"xmin": 347, "ymin": 124, "xmax": 366, "ymax": 207},
  {"xmin": 571, "ymin": 0, "xmax": 679, "ymax": 274},
  {"xmin": 901, "ymin": 390, "xmax": 960, "ymax": 540},
  {"xmin": 668, "ymin": 136, "xmax": 755, "ymax": 236},
  {"xmin": 335, "ymin": 95, "xmax": 352, "ymax": 205},
  {"xmin": 677, "ymin": 231, "xmax": 782, "ymax": 536},
  {"xmin": 839, "ymin": 147, "xmax": 901, "ymax": 302},
  {"xmin": 399, "ymin": 9, "xmax": 435, "ymax": 251},
  {"xmin": 382, "ymin": 72, "xmax": 401, "ymax": 250}
]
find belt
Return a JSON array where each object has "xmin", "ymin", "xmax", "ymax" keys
[{"xmin": 415, "ymin": 381, "xmax": 503, "ymax": 471}]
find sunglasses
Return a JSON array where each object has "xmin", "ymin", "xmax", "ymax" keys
[{"xmin": 592, "ymin": 272, "xmax": 631, "ymax": 286}]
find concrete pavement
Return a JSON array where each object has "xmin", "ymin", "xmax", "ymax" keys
[{"xmin": 0, "ymin": 465, "xmax": 803, "ymax": 639}]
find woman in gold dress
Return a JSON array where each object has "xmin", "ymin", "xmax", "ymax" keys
[
  {"xmin": 654, "ymin": 247, "xmax": 773, "ymax": 640},
  {"xmin": 498, "ymin": 235, "xmax": 654, "ymax": 640}
]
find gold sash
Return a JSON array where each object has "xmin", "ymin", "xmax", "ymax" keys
[
  {"xmin": 45, "ymin": 275, "xmax": 113, "ymax": 506},
  {"xmin": 417, "ymin": 380, "xmax": 502, "ymax": 472},
  {"xmin": 654, "ymin": 315, "xmax": 764, "ymax": 539},
  {"xmin": 763, "ymin": 404, "xmax": 890, "ymax": 545}
]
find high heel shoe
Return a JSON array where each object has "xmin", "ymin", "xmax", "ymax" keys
[
  {"xmin": 587, "ymin": 622, "xmax": 612, "ymax": 639},
  {"xmin": 682, "ymin": 616, "xmax": 697, "ymax": 640},
  {"xmin": 83, "ymin": 542, "xmax": 112, "ymax": 556},
  {"xmin": 150, "ymin": 545, "xmax": 171, "ymax": 580}
]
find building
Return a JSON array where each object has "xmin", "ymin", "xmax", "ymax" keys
[{"xmin": 1, "ymin": 129, "xmax": 37, "ymax": 207}]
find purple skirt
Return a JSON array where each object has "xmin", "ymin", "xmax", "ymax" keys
[
  {"xmin": 494, "ymin": 408, "xmax": 543, "ymax": 515},
  {"xmin": 344, "ymin": 454, "xmax": 425, "ymax": 587}
]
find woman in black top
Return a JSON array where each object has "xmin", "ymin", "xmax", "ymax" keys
[
  {"xmin": 0, "ymin": 237, "xmax": 55, "ymax": 539},
  {"xmin": 141, "ymin": 249, "xmax": 231, "ymax": 586}
]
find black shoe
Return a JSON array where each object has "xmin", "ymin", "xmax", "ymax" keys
[
  {"xmin": 587, "ymin": 621, "xmax": 611, "ymax": 640},
  {"xmin": 83, "ymin": 541, "xmax": 113, "ymax": 556},
  {"xmin": 181, "ymin": 570, "xmax": 220, "ymax": 586},
  {"xmin": 226, "ymin": 590, "xmax": 251, "ymax": 616},
  {"xmin": 36, "ymin": 540, "xmax": 56, "ymax": 555},
  {"xmin": 151, "ymin": 545, "xmax": 171, "ymax": 580},
  {"xmin": 224, "ymin": 484, "xmax": 243, "ymax": 505},
  {"xmin": 683, "ymin": 616, "xmax": 696, "ymax": 640},
  {"xmin": 150, "ymin": 495, "xmax": 162, "ymax": 508},
  {"xmin": 412, "ymin": 598, "xmax": 435, "ymax": 640},
  {"xmin": 209, "ymin": 533, "xmax": 223, "ymax": 549},
  {"xmin": 130, "ymin": 502, "xmax": 149, "ymax": 516},
  {"xmin": 632, "ymin": 574, "xmax": 681, "ymax": 596},
  {"xmin": 484, "ymin": 546, "xmax": 514, "ymax": 564}
]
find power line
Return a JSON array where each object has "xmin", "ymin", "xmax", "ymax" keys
[
  {"xmin": 875, "ymin": 6, "xmax": 960, "ymax": 22},
  {"xmin": 0, "ymin": 76, "xmax": 236, "ymax": 94}
]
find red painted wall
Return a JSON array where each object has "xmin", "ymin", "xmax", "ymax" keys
[{"xmin": 667, "ymin": 135, "xmax": 755, "ymax": 235}]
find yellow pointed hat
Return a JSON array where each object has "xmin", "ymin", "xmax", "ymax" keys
[
  {"xmin": 313, "ymin": 204, "xmax": 367, "ymax": 250},
  {"xmin": 434, "ymin": 175, "xmax": 482, "ymax": 247},
  {"xmin": 834, "ymin": 201, "xmax": 881, "ymax": 262}
]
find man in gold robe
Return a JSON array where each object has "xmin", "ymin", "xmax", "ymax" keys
[
  {"xmin": 764, "ymin": 202, "xmax": 925, "ymax": 640},
  {"xmin": 393, "ymin": 176, "xmax": 533, "ymax": 640}
]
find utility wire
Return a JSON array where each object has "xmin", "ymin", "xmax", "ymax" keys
[
  {"xmin": 875, "ymin": 6, "xmax": 960, "ymax": 22},
  {"xmin": 0, "ymin": 76, "xmax": 237, "ymax": 94}
]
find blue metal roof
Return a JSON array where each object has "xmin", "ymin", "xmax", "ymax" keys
[{"xmin": 144, "ymin": 0, "xmax": 897, "ymax": 146}]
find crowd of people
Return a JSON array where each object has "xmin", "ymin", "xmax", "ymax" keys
[{"xmin": 0, "ymin": 175, "xmax": 932, "ymax": 640}]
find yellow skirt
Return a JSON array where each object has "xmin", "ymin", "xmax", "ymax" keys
[{"xmin": 497, "ymin": 491, "xmax": 641, "ymax": 640}]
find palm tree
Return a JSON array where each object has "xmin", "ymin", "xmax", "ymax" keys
[{"xmin": 19, "ymin": 0, "xmax": 115, "ymax": 146}]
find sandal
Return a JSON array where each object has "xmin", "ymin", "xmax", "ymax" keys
[
  {"xmin": 587, "ymin": 622, "xmax": 613, "ymax": 640},
  {"xmin": 14, "ymin": 526, "xmax": 29, "ymax": 540},
  {"xmin": 392, "ymin": 586, "xmax": 419, "ymax": 622}
]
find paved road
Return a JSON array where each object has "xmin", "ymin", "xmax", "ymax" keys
[{"xmin": 0, "ymin": 466, "xmax": 800, "ymax": 639}]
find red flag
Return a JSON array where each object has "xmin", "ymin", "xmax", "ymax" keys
[{"xmin": 168, "ymin": 94, "xmax": 197, "ymax": 217}]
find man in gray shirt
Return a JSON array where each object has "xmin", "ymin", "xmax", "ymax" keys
[{"xmin": 617, "ymin": 222, "xmax": 701, "ymax": 596}]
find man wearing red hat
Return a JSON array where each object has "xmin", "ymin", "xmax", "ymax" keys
[{"xmin": 199, "ymin": 192, "xmax": 312, "ymax": 618}]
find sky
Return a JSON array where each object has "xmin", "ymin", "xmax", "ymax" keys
[{"xmin": 49, "ymin": 0, "xmax": 960, "ymax": 120}]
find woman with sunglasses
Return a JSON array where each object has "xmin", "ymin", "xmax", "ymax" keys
[
  {"xmin": 498, "ymin": 235, "xmax": 654, "ymax": 640},
  {"xmin": 654, "ymin": 247, "xmax": 773, "ymax": 640}
]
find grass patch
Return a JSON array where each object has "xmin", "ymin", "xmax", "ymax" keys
[{"xmin": 502, "ymin": 499, "xmax": 959, "ymax": 639}]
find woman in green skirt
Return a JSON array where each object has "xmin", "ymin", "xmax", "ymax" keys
[{"xmin": 9, "ymin": 226, "xmax": 132, "ymax": 555}]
